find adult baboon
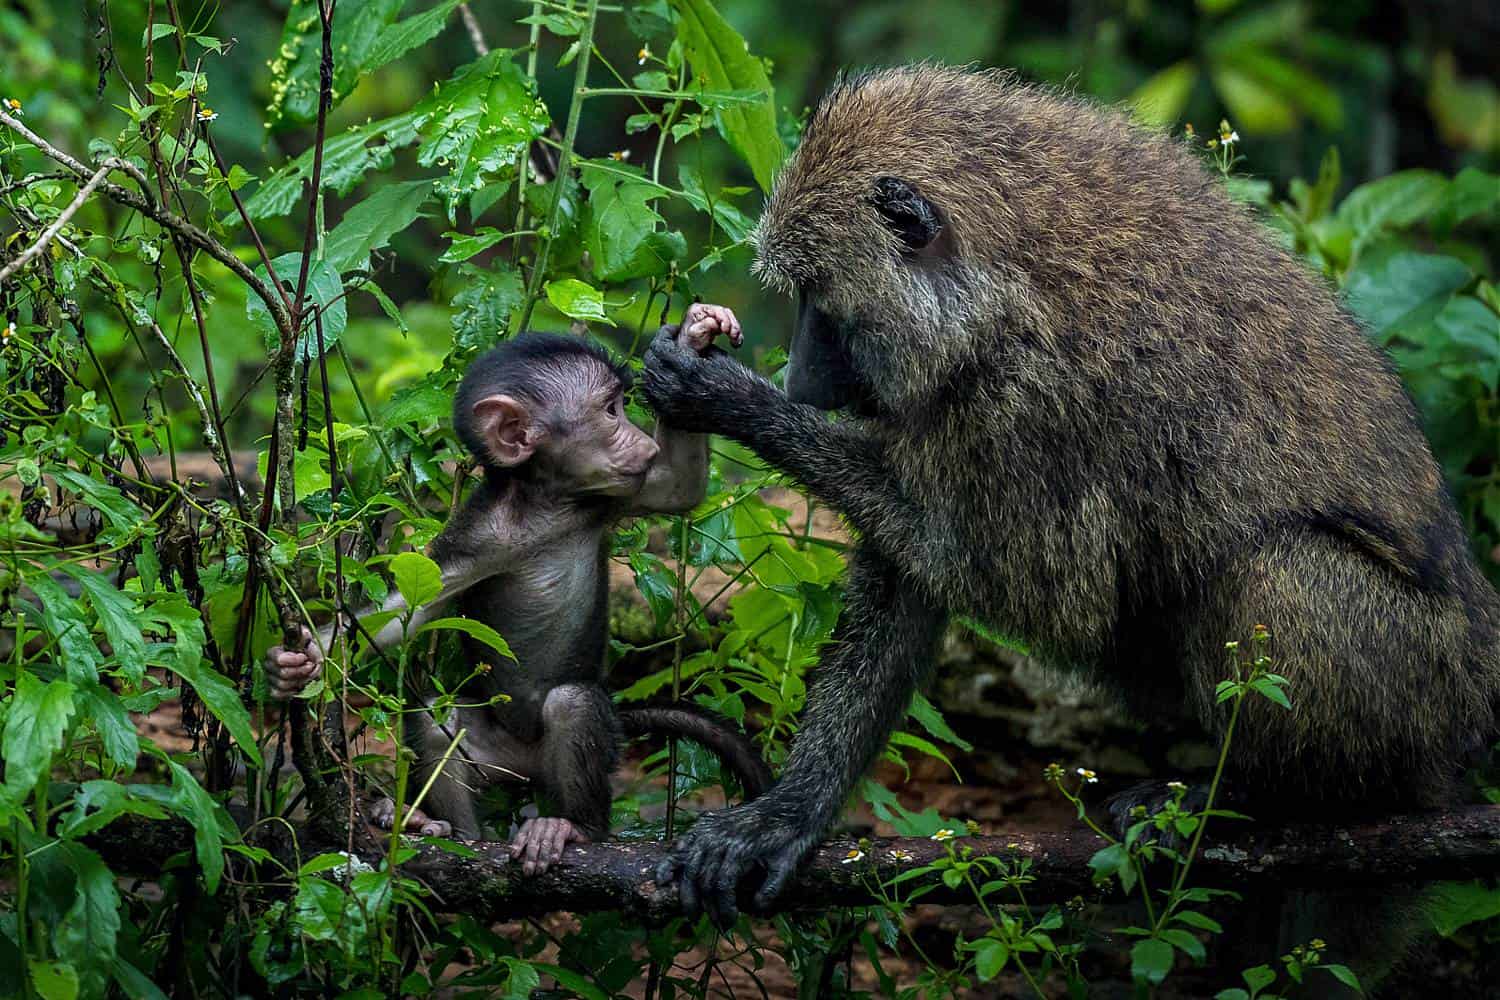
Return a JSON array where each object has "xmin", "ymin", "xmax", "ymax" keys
[{"xmin": 642, "ymin": 66, "xmax": 1500, "ymax": 943}]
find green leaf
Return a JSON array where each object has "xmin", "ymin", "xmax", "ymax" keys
[
  {"xmin": 391, "ymin": 551, "xmax": 444, "ymax": 609},
  {"xmin": 60, "ymin": 780, "xmax": 170, "ymax": 839},
  {"xmin": 74, "ymin": 683, "xmax": 141, "ymax": 771},
  {"xmin": 439, "ymin": 227, "xmax": 513, "ymax": 263},
  {"xmin": 381, "ymin": 380, "xmax": 453, "ymax": 426},
  {"xmin": 54, "ymin": 842, "xmax": 122, "ymax": 988},
  {"xmin": 410, "ymin": 50, "xmax": 550, "ymax": 219},
  {"xmin": 1210, "ymin": 65, "xmax": 1296, "ymax": 133},
  {"xmin": 28, "ymin": 575, "xmax": 102, "ymax": 683},
  {"xmin": 241, "ymin": 114, "xmax": 418, "ymax": 220},
  {"xmin": 1428, "ymin": 880, "xmax": 1500, "ymax": 936},
  {"xmin": 245, "ymin": 252, "xmax": 347, "ymax": 359},
  {"xmin": 1433, "ymin": 167, "xmax": 1500, "ymax": 234},
  {"xmin": 669, "ymin": 0, "xmax": 783, "ymax": 191},
  {"xmin": 359, "ymin": 0, "xmax": 466, "ymax": 76},
  {"xmin": 1131, "ymin": 938, "xmax": 1175, "ymax": 985},
  {"xmin": 451, "ymin": 262, "xmax": 525, "ymax": 348},
  {"xmin": 545, "ymin": 278, "xmax": 608, "ymax": 322},
  {"xmin": 1171, "ymin": 909, "xmax": 1223, "ymax": 933},
  {"xmin": 30, "ymin": 961, "xmax": 80, "ymax": 1000},
  {"xmin": 629, "ymin": 551, "xmax": 678, "ymax": 629},
  {"xmin": 1160, "ymin": 927, "xmax": 1206, "ymax": 963},
  {"xmin": 1242, "ymin": 964, "xmax": 1277, "ymax": 992},
  {"xmin": 1323, "ymin": 964, "xmax": 1363, "ymax": 993},
  {"xmin": 579, "ymin": 162, "xmax": 686, "ymax": 282},
  {"xmin": 60, "ymin": 566, "xmax": 146, "ymax": 683},
  {"xmin": 972, "ymin": 938, "xmax": 1010, "ymax": 981},
  {"xmin": 157, "ymin": 637, "xmax": 262, "ymax": 769},
  {"xmin": 167, "ymin": 759, "xmax": 229, "ymax": 892},
  {"xmin": 300, "ymin": 852, "xmax": 357, "ymax": 875},
  {"xmin": 1129, "ymin": 60, "xmax": 1198, "ymax": 125},
  {"xmin": 50, "ymin": 469, "xmax": 149, "ymax": 541},
  {"xmin": 906, "ymin": 691, "xmax": 974, "ymax": 752},
  {"xmin": 415, "ymin": 616, "xmax": 516, "ymax": 661},
  {"xmin": 1345, "ymin": 252, "xmax": 1472, "ymax": 342},
  {"xmin": 1, "ymin": 673, "xmax": 76, "ymax": 805},
  {"xmin": 323, "ymin": 179, "xmax": 433, "ymax": 272},
  {"xmin": 111, "ymin": 956, "xmax": 171, "ymax": 1000},
  {"xmin": 1338, "ymin": 170, "xmax": 1450, "ymax": 242}
]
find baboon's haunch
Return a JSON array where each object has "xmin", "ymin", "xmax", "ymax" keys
[
  {"xmin": 268, "ymin": 305, "xmax": 769, "ymax": 874},
  {"xmin": 644, "ymin": 66, "xmax": 1500, "ymax": 934}
]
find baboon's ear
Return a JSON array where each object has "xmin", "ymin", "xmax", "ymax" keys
[{"xmin": 870, "ymin": 176, "xmax": 943, "ymax": 252}]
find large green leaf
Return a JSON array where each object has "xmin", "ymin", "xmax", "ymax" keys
[
  {"xmin": 1, "ymin": 673, "xmax": 76, "ymax": 806},
  {"xmin": 1337, "ymin": 170, "xmax": 1450, "ymax": 243},
  {"xmin": 1129, "ymin": 60, "xmax": 1197, "ymax": 125},
  {"xmin": 267, "ymin": 0, "xmax": 465, "ymax": 125},
  {"xmin": 451, "ymin": 261, "xmax": 524, "ymax": 348},
  {"xmin": 409, "ymin": 50, "xmax": 550, "ymax": 219},
  {"xmin": 391, "ymin": 551, "xmax": 444, "ymax": 610},
  {"xmin": 240, "ymin": 114, "xmax": 420, "ymax": 221},
  {"xmin": 670, "ymin": 0, "xmax": 783, "ymax": 192},
  {"xmin": 28, "ymin": 575, "xmax": 100, "ymax": 684},
  {"xmin": 147, "ymin": 593, "xmax": 261, "ymax": 767},
  {"xmin": 74, "ymin": 683, "xmax": 140, "ymax": 772},
  {"xmin": 1344, "ymin": 252, "xmax": 1472, "ymax": 342},
  {"xmin": 544, "ymin": 278, "xmax": 607, "ymax": 322},
  {"xmin": 50, "ymin": 469, "xmax": 149, "ymax": 544},
  {"xmin": 53, "ymin": 842, "xmax": 122, "ymax": 995},
  {"xmin": 415, "ymin": 616, "xmax": 516, "ymax": 661},
  {"xmin": 167, "ymin": 759, "xmax": 231, "ymax": 893},
  {"xmin": 60, "ymin": 565, "xmax": 146, "ymax": 684},
  {"xmin": 245, "ymin": 252, "xmax": 347, "ymax": 359},
  {"xmin": 322, "ymin": 179, "xmax": 433, "ymax": 272},
  {"xmin": 579, "ymin": 163, "xmax": 686, "ymax": 282}
]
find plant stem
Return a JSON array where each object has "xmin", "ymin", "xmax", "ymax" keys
[{"xmin": 514, "ymin": 0, "xmax": 599, "ymax": 333}]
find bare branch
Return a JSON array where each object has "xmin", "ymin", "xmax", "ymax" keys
[
  {"xmin": 0, "ymin": 108, "xmax": 294, "ymax": 338},
  {"xmin": 0, "ymin": 162, "xmax": 114, "ymax": 284}
]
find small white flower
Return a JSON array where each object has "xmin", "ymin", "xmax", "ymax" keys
[
  {"xmin": 2, "ymin": 321, "xmax": 13, "ymax": 347},
  {"xmin": 3, "ymin": 97, "xmax": 23, "ymax": 117},
  {"xmin": 637, "ymin": 45, "xmax": 652, "ymax": 66},
  {"xmin": 1167, "ymin": 780, "xmax": 1188, "ymax": 793},
  {"xmin": 609, "ymin": 149, "xmax": 631, "ymax": 162},
  {"xmin": 930, "ymin": 829, "xmax": 955, "ymax": 842},
  {"xmin": 196, "ymin": 106, "xmax": 219, "ymax": 122},
  {"xmin": 888, "ymin": 848, "xmax": 914, "ymax": 863},
  {"xmin": 841, "ymin": 848, "xmax": 865, "ymax": 864},
  {"xmin": 1221, "ymin": 130, "xmax": 1239, "ymax": 146},
  {"xmin": 1076, "ymin": 767, "xmax": 1098, "ymax": 784}
]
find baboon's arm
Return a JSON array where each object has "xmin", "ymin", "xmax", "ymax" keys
[
  {"xmin": 642, "ymin": 330, "xmax": 922, "ymax": 548},
  {"xmin": 654, "ymin": 548, "xmax": 948, "ymax": 927}
]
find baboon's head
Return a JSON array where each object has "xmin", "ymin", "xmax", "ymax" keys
[{"xmin": 754, "ymin": 66, "xmax": 1038, "ymax": 415}]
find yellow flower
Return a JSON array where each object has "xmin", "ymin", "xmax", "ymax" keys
[
  {"xmin": 637, "ymin": 45, "xmax": 652, "ymax": 65},
  {"xmin": 930, "ymin": 829, "xmax": 955, "ymax": 842},
  {"xmin": 841, "ymin": 848, "xmax": 865, "ymax": 864},
  {"xmin": 197, "ymin": 107, "xmax": 219, "ymax": 122},
  {"xmin": 3, "ymin": 97, "xmax": 22, "ymax": 116},
  {"xmin": 1, "ymin": 322, "xmax": 13, "ymax": 347},
  {"xmin": 1076, "ymin": 767, "xmax": 1098, "ymax": 784}
]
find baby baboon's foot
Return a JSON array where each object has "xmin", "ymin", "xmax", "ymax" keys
[
  {"xmin": 368, "ymin": 797, "xmax": 453, "ymax": 837},
  {"xmin": 509, "ymin": 817, "xmax": 589, "ymax": 876}
]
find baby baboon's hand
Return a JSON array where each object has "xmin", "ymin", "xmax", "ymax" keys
[
  {"xmin": 678, "ymin": 302, "xmax": 742, "ymax": 354},
  {"xmin": 264, "ymin": 626, "xmax": 323, "ymax": 701},
  {"xmin": 510, "ymin": 816, "xmax": 589, "ymax": 876}
]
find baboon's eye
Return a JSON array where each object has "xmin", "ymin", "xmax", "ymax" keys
[{"xmin": 869, "ymin": 176, "xmax": 943, "ymax": 252}]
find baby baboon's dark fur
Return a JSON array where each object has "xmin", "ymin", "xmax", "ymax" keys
[{"xmin": 643, "ymin": 65, "xmax": 1500, "ymax": 939}]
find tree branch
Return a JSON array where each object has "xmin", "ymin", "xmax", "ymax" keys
[
  {"xmin": 89, "ymin": 806, "xmax": 1500, "ymax": 922},
  {"xmin": 0, "ymin": 109, "xmax": 294, "ymax": 338},
  {"xmin": 0, "ymin": 160, "xmax": 113, "ymax": 283}
]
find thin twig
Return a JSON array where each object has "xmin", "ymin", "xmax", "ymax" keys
[
  {"xmin": 0, "ymin": 161, "xmax": 113, "ymax": 283},
  {"xmin": 0, "ymin": 109, "xmax": 294, "ymax": 338}
]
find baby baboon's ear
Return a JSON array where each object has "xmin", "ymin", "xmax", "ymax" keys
[{"xmin": 870, "ymin": 176, "xmax": 943, "ymax": 252}]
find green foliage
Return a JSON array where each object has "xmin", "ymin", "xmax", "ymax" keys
[{"xmin": 0, "ymin": 0, "xmax": 1494, "ymax": 995}]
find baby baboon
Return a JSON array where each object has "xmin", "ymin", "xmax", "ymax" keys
[
  {"xmin": 268, "ymin": 305, "xmax": 770, "ymax": 874},
  {"xmin": 644, "ymin": 65, "xmax": 1500, "ymax": 939}
]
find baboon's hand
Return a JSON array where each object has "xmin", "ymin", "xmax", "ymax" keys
[
  {"xmin": 643, "ymin": 327, "xmax": 766, "ymax": 433},
  {"xmin": 510, "ymin": 817, "xmax": 588, "ymax": 876},
  {"xmin": 369, "ymin": 797, "xmax": 453, "ymax": 838},
  {"xmin": 678, "ymin": 302, "xmax": 743, "ymax": 353},
  {"xmin": 655, "ymin": 800, "xmax": 820, "ymax": 930},
  {"xmin": 264, "ymin": 626, "xmax": 323, "ymax": 701}
]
